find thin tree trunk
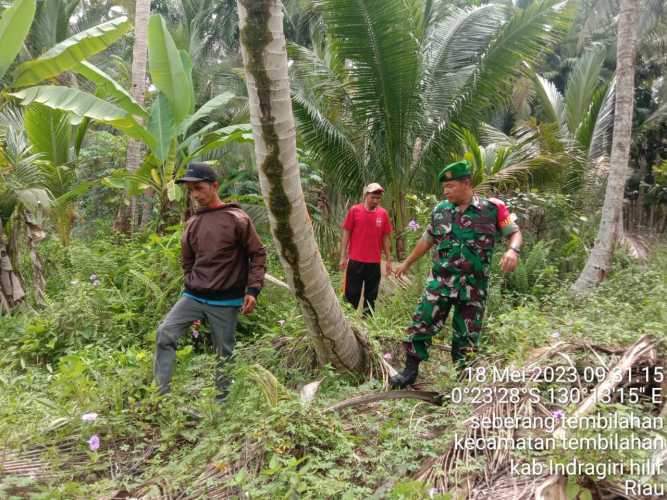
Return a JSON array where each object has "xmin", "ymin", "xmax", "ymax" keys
[
  {"xmin": 0, "ymin": 218, "xmax": 25, "ymax": 314},
  {"xmin": 571, "ymin": 0, "xmax": 638, "ymax": 295},
  {"xmin": 25, "ymin": 222, "xmax": 46, "ymax": 302},
  {"xmin": 637, "ymin": 155, "xmax": 647, "ymax": 228},
  {"xmin": 114, "ymin": 0, "xmax": 151, "ymax": 233},
  {"xmin": 236, "ymin": 0, "xmax": 367, "ymax": 372}
]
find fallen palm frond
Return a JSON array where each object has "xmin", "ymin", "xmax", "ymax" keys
[
  {"xmin": 0, "ymin": 437, "xmax": 86, "ymax": 482},
  {"xmin": 535, "ymin": 335, "xmax": 657, "ymax": 500},
  {"xmin": 415, "ymin": 335, "xmax": 660, "ymax": 498},
  {"xmin": 175, "ymin": 439, "xmax": 265, "ymax": 499},
  {"xmin": 1, "ymin": 433, "xmax": 165, "ymax": 493}
]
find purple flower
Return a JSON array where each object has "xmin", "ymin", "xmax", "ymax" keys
[
  {"xmin": 92, "ymin": 279, "xmax": 101, "ymax": 287},
  {"xmin": 407, "ymin": 220, "xmax": 420, "ymax": 232},
  {"xmin": 88, "ymin": 434, "xmax": 100, "ymax": 451},
  {"xmin": 89, "ymin": 274, "xmax": 98, "ymax": 283},
  {"xmin": 383, "ymin": 352, "xmax": 393, "ymax": 361},
  {"xmin": 552, "ymin": 410, "xmax": 565, "ymax": 421},
  {"xmin": 191, "ymin": 328, "xmax": 199, "ymax": 339},
  {"xmin": 81, "ymin": 412, "xmax": 98, "ymax": 422}
]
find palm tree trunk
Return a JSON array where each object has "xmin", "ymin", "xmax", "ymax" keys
[
  {"xmin": 236, "ymin": 0, "xmax": 367, "ymax": 372},
  {"xmin": 571, "ymin": 0, "xmax": 638, "ymax": 295},
  {"xmin": 114, "ymin": 0, "xmax": 151, "ymax": 233}
]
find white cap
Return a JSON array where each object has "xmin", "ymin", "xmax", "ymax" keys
[{"xmin": 363, "ymin": 182, "xmax": 384, "ymax": 195}]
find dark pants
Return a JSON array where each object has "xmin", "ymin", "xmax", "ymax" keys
[
  {"xmin": 344, "ymin": 259, "xmax": 381, "ymax": 316},
  {"xmin": 154, "ymin": 297, "xmax": 239, "ymax": 395},
  {"xmin": 405, "ymin": 292, "xmax": 485, "ymax": 368}
]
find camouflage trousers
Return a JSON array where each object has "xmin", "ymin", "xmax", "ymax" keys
[{"xmin": 404, "ymin": 289, "xmax": 485, "ymax": 367}]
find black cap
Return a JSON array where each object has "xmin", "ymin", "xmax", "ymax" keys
[{"xmin": 175, "ymin": 162, "xmax": 218, "ymax": 184}]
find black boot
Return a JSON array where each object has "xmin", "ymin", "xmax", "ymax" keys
[{"xmin": 389, "ymin": 352, "xmax": 422, "ymax": 389}]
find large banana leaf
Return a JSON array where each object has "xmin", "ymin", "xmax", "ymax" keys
[
  {"xmin": 24, "ymin": 103, "xmax": 71, "ymax": 165},
  {"xmin": 148, "ymin": 14, "xmax": 193, "ymax": 125},
  {"xmin": 30, "ymin": 0, "xmax": 81, "ymax": 58},
  {"xmin": 103, "ymin": 169, "xmax": 150, "ymax": 196},
  {"xmin": 10, "ymin": 85, "xmax": 157, "ymax": 152},
  {"xmin": 147, "ymin": 94, "xmax": 175, "ymax": 163},
  {"xmin": 0, "ymin": 0, "xmax": 36, "ymax": 81},
  {"xmin": 179, "ymin": 50, "xmax": 195, "ymax": 117},
  {"xmin": 75, "ymin": 61, "xmax": 147, "ymax": 118},
  {"xmin": 13, "ymin": 16, "xmax": 131, "ymax": 87},
  {"xmin": 180, "ymin": 124, "xmax": 253, "ymax": 165},
  {"xmin": 177, "ymin": 91, "xmax": 235, "ymax": 136},
  {"xmin": 177, "ymin": 122, "xmax": 218, "ymax": 155}
]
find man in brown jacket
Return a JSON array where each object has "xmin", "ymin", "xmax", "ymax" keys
[{"xmin": 154, "ymin": 163, "xmax": 266, "ymax": 402}]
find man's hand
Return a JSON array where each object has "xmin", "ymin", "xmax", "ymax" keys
[
  {"xmin": 339, "ymin": 258, "xmax": 348, "ymax": 271},
  {"xmin": 385, "ymin": 260, "xmax": 392, "ymax": 276},
  {"xmin": 241, "ymin": 294, "xmax": 257, "ymax": 315},
  {"xmin": 394, "ymin": 262, "xmax": 410, "ymax": 279},
  {"xmin": 500, "ymin": 249, "xmax": 519, "ymax": 273}
]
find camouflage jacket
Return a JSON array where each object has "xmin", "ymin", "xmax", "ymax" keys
[{"xmin": 423, "ymin": 195, "xmax": 518, "ymax": 302}]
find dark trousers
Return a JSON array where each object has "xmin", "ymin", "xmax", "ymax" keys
[
  {"xmin": 344, "ymin": 259, "xmax": 381, "ymax": 316},
  {"xmin": 405, "ymin": 292, "xmax": 485, "ymax": 369},
  {"xmin": 154, "ymin": 297, "xmax": 239, "ymax": 395}
]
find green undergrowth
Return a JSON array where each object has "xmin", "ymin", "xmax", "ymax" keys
[{"xmin": 1, "ymin": 236, "xmax": 666, "ymax": 498}]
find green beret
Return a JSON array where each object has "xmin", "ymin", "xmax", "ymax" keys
[{"xmin": 438, "ymin": 160, "xmax": 472, "ymax": 182}]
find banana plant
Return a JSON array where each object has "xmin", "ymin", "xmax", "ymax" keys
[
  {"xmin": 0, "ymin": 0, "xmax": 131, "ymax": 90},
  {"xmin": 0, "ymin": 106, "xmax": 51, "ymax": 307},
  {"xmin": 0, "ymin": 0, "xmax": 135, "ymax": 309},
  {"xmin": 10, "ymin": 13, "xmax": 252, "ymax": 231}
]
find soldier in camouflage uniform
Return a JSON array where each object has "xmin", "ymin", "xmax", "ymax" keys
[{"xmin": 390, "ymin": 160, "xmax": 522, "ymax": 388}]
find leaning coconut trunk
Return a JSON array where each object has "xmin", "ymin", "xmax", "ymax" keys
[
  {"xmin": 236, "ymin": 0, "xmax": 367, "ymax": 373},
  {"xmin": 571, "ymin": 0, "xmax": 638, "ymax": 294}
]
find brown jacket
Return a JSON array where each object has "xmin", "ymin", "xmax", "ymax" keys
[{"xmin": 181, "ymin": 203, "xmax": 266, "ymax": 299}]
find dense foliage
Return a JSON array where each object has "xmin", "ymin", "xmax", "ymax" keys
[{"xmin": 0, "ymin": 0, "xmax": 666, "ymax": 497}]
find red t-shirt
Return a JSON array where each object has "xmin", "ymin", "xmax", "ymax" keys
[{"xmin": 342, "ymin": 204, "xmax": 392, "ymax": 263}]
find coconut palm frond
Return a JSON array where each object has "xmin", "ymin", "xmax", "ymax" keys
[
  {"xmin": 421, "ymin": 0, "xmax": 572, "ymax": 171},
  {"xmin": 422, "ymin": 4, "xmax": 509, "ymax": 126},
  {"xmin": 532, "ymin": 73, "xmax": 567, "ymax": 131},
  {"xmin": 564, "ymin": 45, "xmax": 607, "ymax": 135},
  {"xmin": 292, "ymin": 91, "xmax": 364, "ymax": 196},
  {"xmin": 315, "ymin": 0, "xmax": 422, "ymax": 164},
  {"xmin": 588, "ymin": 77, "xmax": 616, "ymax": 161},
  {"xmin": 575, "ymin": 78, "xmax": 611, "ymax": 155},
  {"xmin": 479, "ymin": 122, "xmax": 514, "ymax": 147},
  {"xmin": 634, "ymin": 101, "xmax": 667, "ymax": 142},
  {"xmin": 288, "ymin": 42, "xmax": 348, "ymax": 107}
]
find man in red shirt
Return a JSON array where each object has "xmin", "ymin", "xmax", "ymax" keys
[{"xmin": 339, "ymin": 183, "xmax": 393, "ymax": 316}]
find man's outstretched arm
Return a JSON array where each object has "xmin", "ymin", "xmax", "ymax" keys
[{"xmin": 394, "ymin": 235, "xmax": 434, "ymax": 278}]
